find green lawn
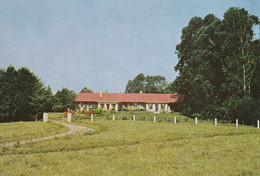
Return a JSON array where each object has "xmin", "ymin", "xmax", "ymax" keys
[
  {"xmin": 0, "ymin": 113, "xmax": 259, "ymax": 176},
  {"xmin": 0, "ymin": 121, "xmax": 69, "ymax": 144}
]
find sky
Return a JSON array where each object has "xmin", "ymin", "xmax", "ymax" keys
[{"xmin": 0, "ymin": 0, "xmax": 259, "ymax": 94}]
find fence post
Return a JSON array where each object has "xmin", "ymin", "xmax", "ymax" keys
[
  {"xmin": 67, "ymin": 113, "xmax": 71, "ymax": 122},
  {"xmin": 195, "ymin": 117, "xmax": 197, "ymax": 124},
  {"xmin": 113, "ymin": 114, "xmax": 115, "ymax": 121},
  {"xmin": 236, "ymin": 119, "xmax": 238, "ymax": 127},
  {"xmin": 215, "ymin": 118, "xmax": 217, "ymax": 126},
  {"xmin": 133, "ymin": 115, "xmax": 135, "ymax": 121},
  {"xmin": 174, "ymin": 116, "xmax": 176, "ymax": 124},
  {"xmin": 154, "ymin": 115, "xmax": 156, "ymax": 123},
  {"xmin": 257, "ymin": 120, "xmax": 259, "ymax": 129},
  {"xmin": 91, "ymin": 114, "xmax": 93, "ymax": 122},
  {"xmin": 43, "ymin": 112, "xmax": 48, "ymax": 122}
]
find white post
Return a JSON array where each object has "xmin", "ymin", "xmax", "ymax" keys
[
  {"xmin": 113, "ymin": 114, "xmax": 115, "ymax": 121},
  {"xmin": 195, "ymin": 117, "xmax": 197, "ymax": 125},
  {"xmin": 167, "ymin": 106, "xmax": 171, "ymax": 112},
  {"xmin": 257, "ymin": 120, "xmax": 259, "ymax": 129},
  {"xmin": 67, "ymin": 113, "xmax": 72, "ymax": 122},
  {"xmin": 80, "ymin": 102, "xmax": 83, "ymax": 110},
  {"xmin": 154, "ymin": 115, "xmax": 156, "ymax": 123},
  {"xmin": 215, "ymin": 118, "xmax": 217, "ymax": 126},
  {"xmin": 91, "ymin": 114, "xmax": 93, "ymax": 121},
  {"xmin": 109, "ymin": 103, "xmax": 112, "ymax": 110},
  {"xmin": 158, "ymin": 104, "xmax": 161, "ymax": 112},
  {"xmin": 146, "ymin": 104, "xmax": 149, "ymax": 111},
  {"xmin": 152, "ymin": 104, "xmax": 156, "ymax": 112},
  {"xmin": 115, "ymin": 104, "xmax": 118, "ymax": 111},
  {"xmin": 43, "ymin": 112, "xmax": 48, "ymax": 122},
  {"xmin": 174, "ymin": 116, "xmax": 176, "ymax": 124},
  {"xmin": 87, "ymin": 105, "xmax": 89, "ymax": 111},
  {"xmin": 98, "ymin": 103, "xmax": 101, "ymax": 109},
  {"xmin": 133, "ymin": 115, "xmax": 135, "ymax": 121},
  {"xmin": 236, "ymin": 119, "xmax": 238, "ymax": 127},
  {"xmin": 104, "ymin": 103, "xmax": 107, "ymax": 110},
  {"xmin": 165, "ymin": 104, "xmax": 168, "ymax": 111}
]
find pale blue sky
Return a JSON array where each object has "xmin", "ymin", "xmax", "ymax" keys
[{"xmin": 0, "ymin": 0, "xmax": 259, "ymax": 93}]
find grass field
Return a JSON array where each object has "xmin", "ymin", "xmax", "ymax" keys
[
  {"xmin": 0, "ymin": 121, "xmax": 69, "ymax": 144},
  {"xmin": 0, "ymin": 112, "xmax": 259, "ymax": 176}
]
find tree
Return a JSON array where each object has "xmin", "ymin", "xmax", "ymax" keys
[
  {"xmin": 0, "ymin": 65, "xmax": 53, "ymax": 122},
  {"xmin": 125, "ymin": 73, "xmax": 168, "ymax": 93},
  {"xmin": 125, "ymin": 73, "xmax": 146, "ymax": 93},
  {"xmin": 174, "ymin": 7, "xmax": 259, "ymax": 124},
  {"xmin": 0, "ymin": 66, "xmax": 19, "ymax": 121},
  {"xmin": 33, "ymin": 85, "xmax": 54, "ymax": 117},
  {"xmin": 80, "ymin": 86, "xmax": 93, "ymax": 93},
  {"xmin": 145, "ymin": 75, "xmax": 167, "ymax": 93},
  {"xmin": 52, "ymin": 88, "xmax": 77, "ymax": 112},
  {"xmin": 222, "ymin": 8, "xmax": 259, "ymax": 93}
]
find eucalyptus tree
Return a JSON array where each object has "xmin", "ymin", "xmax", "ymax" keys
[
  {"xmin": 80, "ymin": 86, "xmax": 93, "ymax": 93},
  {"xmin": 125, "ymin": 73, "xmax": 168, "ymax": 93},
  {"xmin": 125, "ymin": 73, "xmax": 146, "ymax": 93},
  {"xmin": 174, "ymin": 7, "xmax": 259, "ymax": 124}
]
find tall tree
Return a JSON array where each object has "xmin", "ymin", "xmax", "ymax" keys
[
  {"xmin": 80, "ymin": 86, "xmax": 93, "ymax": 93},
  {"xmin": 174, "ymin": 7, "xmax": 259, "ymax": 124},
  {"xmin": 0, "ymin": 66, "xmax": 53, "ymax": 122},
  {"xmin": 125, "ymin": 73, "xmax": 168, "ymax": 93},
  {"xmin": 52, "ymin": 88, "xmax": 77, "ymax": 112},
  {"xmin": 125, "ymin": 73, "xmax": 146, "ymax": 93},
  {"xmin": 145, "ymin": 75, "xmax": 167, "ymax": 93}
]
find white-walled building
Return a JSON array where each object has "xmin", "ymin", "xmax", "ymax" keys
[{"xmin": 75, "ymin": 90, "xmax": 185, "ymax": 113}]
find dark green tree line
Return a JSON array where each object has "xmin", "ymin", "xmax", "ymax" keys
[
  {"xmin": 174, "ymin": 7, "xmax": 259, "ymax": 125},
  {"xmin": 0, "ymin": 66, "xmax": 81, "ymax": 122},
  {"xmin": 0, "ymin": 66, "xmax": 53, "ymax": 122}
]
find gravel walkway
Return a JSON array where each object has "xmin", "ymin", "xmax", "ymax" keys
[{"xmin": 1, "ymin": 122, "xmax": 94, "ymax": 147}]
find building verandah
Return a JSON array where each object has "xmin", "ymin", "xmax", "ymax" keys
[{"xmin": 79, "ymin": 102, "xmax": 171, "ymax": 112}]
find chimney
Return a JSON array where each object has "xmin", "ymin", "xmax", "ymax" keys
[
  {"xmin": 140, "ymin": 91, "xmax": 143, "ymax": 94},
  {"xmin": 100, "ymin": 90, "xmax": 103, "ymax": 97}
]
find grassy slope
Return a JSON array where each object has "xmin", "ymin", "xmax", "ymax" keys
[
  {"xmin": 0, "ymin": 121, "xmax": 69, "ymax": 144},
  {"xmin": 0, "ymin": 113, "xmax": 259, "ymax": 176}
]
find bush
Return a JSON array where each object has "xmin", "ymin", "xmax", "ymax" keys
[
  {"xmin": 95, "ymin": 109, "xmax": 103, "ymax": 114},
  {"xmin": 122, "ymin": 116, "xmax": 128, "ymax": 120},
  {"xmin": 78, "ymin": 110, "xmax": 86, "ymax": 114},
  {"xmin": 85, "ymin": 111, "xmax": 96, "ymax": 115},
  {"xmin": 64, "ymin": 110, "xmax": 75, "ymax": 116}
]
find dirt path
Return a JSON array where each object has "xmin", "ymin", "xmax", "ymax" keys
[{"xmin": 1, "ymin": 122, "xmax": 94, "ymax": 147}]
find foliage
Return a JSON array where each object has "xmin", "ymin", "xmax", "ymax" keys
[
  {"xmin": 125, "ymin": 73, "xmax": 169, "ymax": 93},
  {"xmin": 0, "ymin": 66, "xmax": 53, "ymax": 122},
  {"xmin": 85, "ymin": 111, "xmax": 96, "ymax": 115},
  {"xmin": 80, "ymin": 86, "xmax": 93, "ymax": 93},
  {"xmin": 63, "ymin": 110, "xmax": 75, "ymax": 116},
  {"xmin": 125, "ymin": 73, "xmax": 146, "ymax": 93},
  {"xmin": 52, "ymin": 88, "xmax": 77, "ymax": 112},
  {"xmin": 174, "ymin": 7, "xmax": 259, "ymax": 125}
]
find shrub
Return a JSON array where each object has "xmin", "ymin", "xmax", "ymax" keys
[
  {"xmin": 95, "ymin": 109, "xmax": 103, "ymax": 114},
  {"xmin": 85, "ymin": 111, "xmax": 96, "ymax": 115},
  {"xmin": 122, "ymin": 116, "xmax": 128, "ymax": 120},
  {"xmin": 64, "ymin": 110, "xmax": 75, "ymax": 116}
]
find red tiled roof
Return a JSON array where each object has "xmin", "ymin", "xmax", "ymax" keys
[{"xmin": 75, "ymin": 93, "xmax": 185, "ymax": 103}]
